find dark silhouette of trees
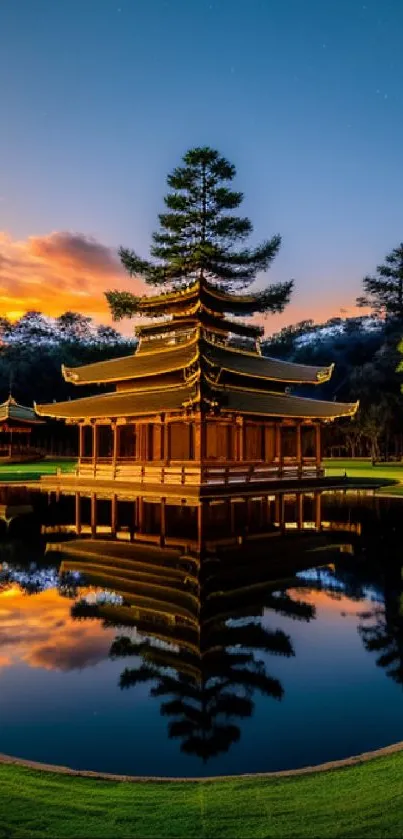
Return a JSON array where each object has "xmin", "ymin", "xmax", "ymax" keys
[{"xmin": 357, "ymin": 243, "xmax": 403, "ymax": 320}]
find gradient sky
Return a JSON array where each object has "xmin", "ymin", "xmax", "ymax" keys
[{"xmin": 1, "ymin": 0, "xmax": 403, "ymax": 334}]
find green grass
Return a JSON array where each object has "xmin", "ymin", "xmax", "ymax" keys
[
  {"xmin": 0, "ymin": 458, "xmax": 76, "ymax": 483},
  {"xmin": 1, "ymin": 752, "xmax": 403, "ymax": 838},
  {"xmin": 324, "ymin": 458, "xmax": 403, "ymax": 494}
]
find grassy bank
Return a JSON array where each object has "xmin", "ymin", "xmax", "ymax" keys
[
  {"xmin": 1, "ymin": 751, "xmax": 403, "ymax": 838},
  {"xmin": 324, "ymin": 458, "xmax": 403, "ymax": 494},
  {"xmin": 0, "ymin": 458, "xmax": 76, "ymax": 483}
]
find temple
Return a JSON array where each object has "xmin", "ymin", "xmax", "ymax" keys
[
  {"xmin": 35, "ymin": 279, "xmax": 358, "ymax": 487},
  {"xmin": 0, "ymin": 395, "xmax": 44, "ymax": 462}
]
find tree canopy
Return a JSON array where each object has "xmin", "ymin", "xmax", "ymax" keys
[
  {"xmin": 106, "ymin": 146, "xmax": 293, "ymax": 320},
  {"xmin": 357, "ymin": 243, "xmax": 403, "ymax": 320},
  {"xmin": 0, "ymin": 310, "xmax": 134, "ymax": 407}
]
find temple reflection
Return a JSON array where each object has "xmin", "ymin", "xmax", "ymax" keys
[
  {"xmin": 64, "ymin": 541, "xmax": 320, "ymax": 761},
  {"xmin": 37, "ymin": 486, "xmax": 372, "ymax": 551}
]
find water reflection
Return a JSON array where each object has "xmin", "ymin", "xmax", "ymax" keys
[
  {"xmin": 1, "ymin": 486, "xmax": 403, "ymax": 774},
  {"xmin": 67, "ymin": 545, "xmax": 319, "ymax": 761}
]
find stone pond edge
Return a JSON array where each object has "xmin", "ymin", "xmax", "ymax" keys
[{"xmin": 1, "ymin": 740, "xmax": 403, "ymax": 784}]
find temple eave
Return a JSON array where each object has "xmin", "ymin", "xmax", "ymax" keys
[
  {"xmin": 61, "ymin": 334, "xmax": 333, "ymax": 387},
  {"xmin": 34, "ymin": 383, "xmax": 200, "ymax": 421},
  {"xmin": 35, "ymin": 385, "xmax": 357, "ymax": 423}
]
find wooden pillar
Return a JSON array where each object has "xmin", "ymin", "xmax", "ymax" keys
[
  {"xmin": 276, "ymin": 424, "xmax": 283, "ymax": 476},
  {"xmin": 160, "ymin": 497, "xmax": 166, "ymax": 547},
  {"xmin": 90, "ymin": 493, "xmax": 97, "ymax": 538},
  {"xmin": 246, "ymin": 497, "xmax": 253, "ymax": 531},
  {"xmin": 194, "ymin": 416, "xmax": 201, "ymax": 462},
  {"xmin": 197, "ymin": 502, "xmax": 204, "ymax": 554},
  {"xmin": 131, "ymin": 499, "xmax": 136, "ymax": 541},
  {"xmin": 111, "ymin": 494, "xmax": 117, "ymax": 537},
  {"xmin": 78, "ymin": 425, "xmax": 84, "ymax": 461},
  {"xmin": 279, "ymin": 493, "xmax": 286, "ymax": 532},
  {"xmin": 274, "ymin": 493, "xmax": 281, "ymax": 525},
  {"xmin": 297, "ymin": 492, "xmax": 304, "ymax": 530},
  {"xmin": 266, "ymin": 496, "xmax": 272, "ymax": 528},
  {"xmin": 229, "ymin": 500, "xmax": 236, "ymax": 536},
  {"xmin": 296, "ymin": 423, "xmax": 302, "ymax": 478},
  {"xmin": 163, "ymin": 421, "xmax": 169, "ymax": 464},
  {"xmin": 75, "ymin": 492, "xmax": 81, "ymax": 535},
  {"xmin": 154, "ymin": 419, "xmax": 163, "ymax": 462},
  {"xmin": 315, "ymin": 491, "xmax": 321, "ymax": 530},
  {"xmin": 259, "ymin": 497, "xmax": 265, "ymax": 529},
  {"xmin": 112, "ymin": 422, "xmax": 118, "ymax": 478},
  {"xmin": 237, "ymin": 417, "xmax": 244, "ymax": 461},
  {"xmin": 138, "ymin": 496, "xmax": 144, "ymax": 534},
  {"xmin": 315, "ymin": 424, "xmax": 322, "ymax": 474},
  {"xmin": 92, "ymin": 423, "xmax": 98, "ymax": 477},
  {"xmin": 231, "ymin": 417, "xmax": 237, "ymax": 462}
]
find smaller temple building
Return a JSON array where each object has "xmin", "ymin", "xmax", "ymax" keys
[{"xmin": 0, "ymin": 395, "xmax": 44, "ymax": 462}]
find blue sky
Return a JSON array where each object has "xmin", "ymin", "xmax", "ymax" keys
[{"xmin": 1, "ymin": 0, "xmax": 402, "ymax": 330}]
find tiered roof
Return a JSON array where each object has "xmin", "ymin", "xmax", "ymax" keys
[
  {"xmin": 0, "ymin": 395, "xmax": 43, "ymax": 426},
  {"xmin": 36, "ymin": 281, "xmax": 358, "ymax": 422},
  {"xmin": 61, "ymin": 333, "xmax": 333, "ymax": 387}
]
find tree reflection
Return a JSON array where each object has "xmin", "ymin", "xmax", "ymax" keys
[
  {"xmin": 71, "ymin": 548, "xmax": 315, "ymax": 762},
  {"xmin": 358, "ymin": 570, "xmax": 403, "ymax": 686}
]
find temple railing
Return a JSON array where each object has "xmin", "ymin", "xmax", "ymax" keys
[{"xmin": 72, "ymin": 458, "xmax": 323, "ymax": 485}]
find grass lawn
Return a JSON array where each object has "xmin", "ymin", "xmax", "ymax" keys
[
  {"xmin": 0, "ymin": 458, "xmax": 76, "ymax": 483},
  {"xmin": 324, "ymin": 458, "xmax": 403, "ymax": 495},
  {"xmin": 1, "ymin": 752, "xmax": 403, "ymax": 839}
]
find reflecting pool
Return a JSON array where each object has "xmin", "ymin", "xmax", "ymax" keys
[{"xmin": 0, "ymin": 487, "xmax": 403, "ymax": 776}]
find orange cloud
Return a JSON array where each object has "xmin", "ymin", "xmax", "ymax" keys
[
  {"xmin": 0, "ymin": 230, "xmax": 145, "ymax": 329},
  {"xmin": 0, "ymin": 584, "xmax": 115, "ymax": 672},
  {"xmin": 0, "ymin": 230, "xmax": 363, "ymax": 337}
]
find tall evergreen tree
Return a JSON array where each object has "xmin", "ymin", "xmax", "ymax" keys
[
  {"xmin": 106, "ymin": 146, "xmax": 293, "ymax": 320},
  {"xmin": 357, "ymin": 243, "xmax": 403, "ymax": 319}
]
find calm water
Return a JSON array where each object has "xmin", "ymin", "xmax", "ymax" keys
[{"xmin": 1, "ymin": 488, "xmax": 403, "ymax": 776}]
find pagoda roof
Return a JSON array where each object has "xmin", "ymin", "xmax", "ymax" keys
[
  {"xmin": 62, "ymin": 333, "xmax": 333, "ymax": 387},
  {"xmin": 62, "ymin": 338, "xmax": 199, "ymax": 385},
  {"xmin": 136, "ymin": 310, "xmax": 263, "ymax": 339},
  {"xmin": 0, "ymin": 395, "xmax": 43, "ymax": 425},
  {"xmin": 35, "ymin": 382, "xmax": 199, "ymax": 420},
  {"xmin": 137, "ymin": 279, "xmax": 269, "ymax": 317},
  {"xmin": 210, "ymin": 384, "xmax": 358, "ymax": 421},
  {"xmin": 35, "ymin": 379, "xmax": 358, "ymax": 422},
  {"xmin": 204, "ymin": 341, "xmax": 333, "ymax": 385}
]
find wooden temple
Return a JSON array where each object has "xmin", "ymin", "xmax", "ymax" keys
[
  {"xmin": 0, "ymin": 395, "xmax": 43, "ymax": 461},
  {"xmin": 35, "ymin": 280, "xmax": 358, "ymax": 487}
]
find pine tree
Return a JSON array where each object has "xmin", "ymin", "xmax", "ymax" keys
[
  {"xmin": 106, "ymin": 146, "xmax": 293, "ymax": 320},
  {"xmin": 357, "ymin": 243, "xmax": 403, "ymax": 320}
]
